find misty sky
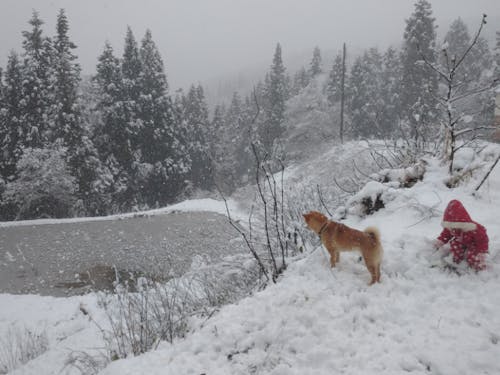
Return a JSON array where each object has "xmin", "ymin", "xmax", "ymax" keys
[{"xmin": 0, "ymin": 0, "xmax": 499, "ymax": 90}]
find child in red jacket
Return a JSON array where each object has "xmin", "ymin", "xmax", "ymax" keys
[{"xmin": 436, "ymin": 200, "xmax": 489, "ymax": 270}]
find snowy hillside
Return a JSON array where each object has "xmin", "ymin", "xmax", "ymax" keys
[
  {"xmin": 99, "ymin": 145, "xmax": 500, "ymax": 375},
  {"xmin": 1, "ymin": 141, "xmax": 500, "ymax": 374}
]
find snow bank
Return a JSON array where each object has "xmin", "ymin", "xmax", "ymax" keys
[
  {"xmin": 0, "ymin": 294, "xmax": 104, "ymax": 375},
  {"xmin": 0, "ymin": 198, "xmax": 244, "ymax": 228}
]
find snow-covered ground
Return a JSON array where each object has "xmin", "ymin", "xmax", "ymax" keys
[{"xmin": 2, "ymin": 143, "xmax": 500, "ymax": 374}]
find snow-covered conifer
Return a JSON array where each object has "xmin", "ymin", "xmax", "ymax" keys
[
  {"xmin": 51, "ymin": 9, "xmax": 82, "ymax": 147},
  {"xmin": 400, "ymin": 0, "xmax": 438, "ymax": 145},
  {"xmin": 1, "ymin": 52, "xmax": 24, "ymax": 181},
  {"xmin": 121, "ymin": 26, "xmax": 143, "ymax": 153},
  {"xmin": 136, "ymin": 29, "xmax": 190, "ymax": 206},
  {"xmin": 325, "ymin": 53, "xmax": 344, "ymax": 105},
  {"xmin": 93, "ymin": 42, "xmax": 132, "ymax": 209},
  {"xmin": 19, "ymin": 11, "xmax": 53, "ymax": 149},
  {"xmin": 51, "ymin": 9, "xmax": 98, "ymax": 209},
  {"xmin": 214, "ymin": 92, "xmax": 252, "ymax": 190},
  {"xmin": 181, "ymin": 84, "xmax": 214, "ymax": 190},
  {"xmin": 291, "ymin": 66, "xmax": 309, "ymax": 96},
  {"xmin": 379, "ymin": 46, "xmax": 402, "ymax": 136},
  {"xmin": 260, "ymin": 43, "xmax": 287, "ymax": 153},
  {"xmin": 348, "ymin": 48, "xmax": 383, "ymax": 138},
  {"xmin": 309, "ymin": 46, "xmax": 322, "ymax": 77}
]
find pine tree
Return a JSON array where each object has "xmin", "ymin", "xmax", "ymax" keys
[
  {"xmin": 495, "ymin": 31, "xmax": 500, "ymax": 77},
  {"xmin": 210, "ymin": 103, "xmax": 226, "ymax": 167},
  {"xmin": 441, "ymin": 18, "xmax": 492, "ymax": 84},
  {"xmin": 1, "ymin": 52, "xmax": 24, "ymax": 181},
  {"xmin": 325, "ymin": 53, "xmax": 344, "ymax": 104},
  {"xmin": 380, "ymin": 46, "xmax": 402, "ymax": 136},
  {"xmin": 94, "ymin": 42, "xmax": 125, "ymax": 160},
  {"xmin": 349, "ymin": 49, "xmax": 384, "ymax": 138},
  {"xmin": 137, "ymin": 29, "xmax": 190, "ymax": 206},
  {"xmin": 20, "ymin": 11, "xmax": 53, "ymax": 149},
  {"xmin": 51, "ymin": 9, "xmax": 98, "ymax": 212},
  {"xmin": 309, "ymin": 46, "xmax": 322, "ymax": 77},
  {"xmin": 442, "ymin": 18, "xmax": 469, "ymax": 59},
  {"xmin": 51, "ymin": 9, "xmax": 82, "ymax": 147},
  {"xmin": 261, "ymin": 43, "xmax": 287, "ymax": 153},
  {"xmin": 121, "ymin": 26, "xmax": 142, "ymax": 151},
  {"xmin": 137, "ymin": 29, "xmax": 171, "ymax": 162},
  {"xmin": 400, "ymin": 0, "xmax": 438, "ymax": 145},
  {"xmin": 182, "ymin": 84, "xmax": 213, "ymax": 190},
  {"xmin": 0, "ymin": 68, "xmax": 3, "ymax": 103},
  {"xmin": 93, "ymin": 42, "xmax": 132, "ymax": 209},
  {"xmin": 470, "ymin": 36, "xmax": 492, "ymax": 81},
  {"xmin": 442, "ymin": 18, "xmax": 473, "ymax": 85},
  {"xmin": 226, "ymin": 92, "xmax": 249, "ymax": 179},
  {"xmin": 0, "ymin": 67, "xmax": 5, "ymax": 180},
  {"xmin": 292, "ymin": 66, "xmax": 309, "ymax": 95},
  {"xmin": 348, "ymin": 55, "xmax": 370, "ymax": 138}
]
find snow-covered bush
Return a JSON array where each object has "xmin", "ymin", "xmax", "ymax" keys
[
  {"xmin": 346, "ymin": 181, "xmax": 389, "ymax": 217},
  {"xmin": 97, "ymin": 254, "xmax": 261, "ymax": 360},
  {"xmin": 371, "ymin": 160, "xmax": 427, "ymax": 188},
  {"xmin": 0, "ymin": 325, "xmax": 48, "ymax": 374},
  {"xmin": 99, "ymin": 278, "xmax": 193, "ymax": 359},
  {"xmin": 3, "ymin": 148, "xmax": 77, "ymax": 219},
  {"xmin": 445, "ymin": 144, "xmax": 500, "ymax": 188}
]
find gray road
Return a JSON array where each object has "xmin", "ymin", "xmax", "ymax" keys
[{"xmin": 0, "ymin": 212, "xmax": 244, "ymax": 296}]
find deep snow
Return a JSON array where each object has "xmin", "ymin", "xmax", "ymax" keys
[{"xmin": 1, "ymin": 143, "xmax": 500, "ymax": 374}]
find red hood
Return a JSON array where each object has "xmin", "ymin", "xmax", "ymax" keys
[{"xmin": 441, "ymin": 200, "xmax": 477, "ymax": 232}]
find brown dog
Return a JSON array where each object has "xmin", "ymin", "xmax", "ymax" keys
[{"xmin": 303, "ymin": 211, "xmax": 383, "ymax": 285}]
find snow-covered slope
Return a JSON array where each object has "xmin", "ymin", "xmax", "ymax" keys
[
  {"xmin": 2, "ymin": 143, "xmax": 500, "ymax": 375},
  {"xmin": 98, "ymin": 149, "xmax": 500, "ymax": 375}
]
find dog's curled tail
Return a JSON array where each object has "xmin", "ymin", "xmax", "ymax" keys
[{"xmin": 364, "ymin": 226, "xmax": 381, "ymax": 244}]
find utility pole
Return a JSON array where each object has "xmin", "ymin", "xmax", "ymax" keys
[{"xmin": 340, "ymin": 43, "xmax": 346, "ymax": 144}]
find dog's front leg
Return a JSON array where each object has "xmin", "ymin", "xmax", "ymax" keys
[{"xmin": 326, "ymin": 246, "xmax": 338, "ymax": 268}]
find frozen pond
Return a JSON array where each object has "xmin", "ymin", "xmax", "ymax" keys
[{"xmin": 0, "ymin": 211, "xmax": 244, "ymax": 296}]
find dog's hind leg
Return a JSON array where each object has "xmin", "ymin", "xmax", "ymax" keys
[
  {"xmin": 375, "ymin": 263, "xmax": 381, "ymax": 283},
  {"xmin": 367, "ymin": 264, "xmax": 378, "ymax": 285}
]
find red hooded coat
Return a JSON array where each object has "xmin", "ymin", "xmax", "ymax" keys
[{"xmin": 437, "ymin": 200, "xmax": 488, "ymax": 270}]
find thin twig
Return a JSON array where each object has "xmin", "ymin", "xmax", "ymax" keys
[
  {"xmin": 316, "ymin": 184, "xmax": 333, "ymax": 217},
  {"xmin": 333, "ymin": 176, "xmax": 356, "ymax": 194},
  {"xmin": 216, "ymin": 183, "xmax": 269, "ymax": 282},
  {"xmin": 475, "ymin": 154, "xmax": 500, "ymax": 192}
]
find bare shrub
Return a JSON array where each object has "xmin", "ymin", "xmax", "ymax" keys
[
  {"xmin": 63, "ymin": 350, "xmax": 110, "ymax": 375},
  {"xmin": 0, "ymin": 325, "xmax": 49, "ymax": 374},
  {"xmin": 98, "ymin": 277, "xmax": 194, "ymax": 359},
  {"xmin": 220, "ymin": 142, "xmax": 306, "ymax": 284},
  {"xmin": 88, "ymin": 254, "xmax": 261, "ymax": 361},
  {"xmin": 193, "ymin": 254, "xmax": 262, "ymax": 309}
]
